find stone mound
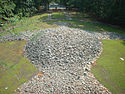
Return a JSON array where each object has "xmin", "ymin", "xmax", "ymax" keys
[
  {"xmin": 25, "ymin": 26, "xmax": 101, "ymax": 69},
  {"xmin": 17, "ymin": 27, "xmax": 112, "ymax": 94}
]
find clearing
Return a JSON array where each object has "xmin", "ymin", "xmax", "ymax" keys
[{"xmin": 0, "ymin": 12, "xmax": 125, "ymax": 94}]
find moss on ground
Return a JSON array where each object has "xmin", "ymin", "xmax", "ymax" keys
[
  {"xmin": 92, "ymin": 40, "xmax": 125, "ymax": 94},
  {"xmin": 0, "ymin": 41, "xmax": 37, "ymax": 94}
]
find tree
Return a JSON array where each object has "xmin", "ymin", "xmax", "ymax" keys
[
  {"xmin": 0, "ymin": 0, "xmax": 15, "ymax": 19},
  {"xmin": 0, "ymin": 0, "xmax": 125, "ymax": 25},
  {"xmin": 13, "ymin": 0, "xmax": 36, "ymax": 17}
]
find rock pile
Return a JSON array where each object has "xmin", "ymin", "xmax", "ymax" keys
[
  {"xmin": 1, "ymin": 26, "xmax": 124, "ymax": 94},
  {"xmin": 17, "ymin": 26, "xmax": 111, "ymax": 94},
  {"xmin": 0, "ymin": 26, "xmax": 125, "ymax": 43},
  {"xmin": 25, "ymin": 26, "xmax": 102, "ymax": 67}
]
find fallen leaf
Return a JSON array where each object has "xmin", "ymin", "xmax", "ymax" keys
[{"xmin": 37, "ymin": 72, "xmax": 44, "ymax": 78}]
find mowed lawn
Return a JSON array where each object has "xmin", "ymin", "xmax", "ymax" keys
[
  {"xmin": 52, "ymin": 12, "xmax": 66, "ymax": 19},
  {"xmin": 0, "ymin": 41, "xmax": 37, "ymax": 94},
  {"xmin": 92, "ymin": 40, "xmax": 125, "ymax": 94}
]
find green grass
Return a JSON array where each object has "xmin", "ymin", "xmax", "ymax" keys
[
  {"xmin": 0, "ymin": 41, "xmax": 37, "ymax": 94},
  {"xmin": 46, "ymin": 12, "xmax": 125, "ymax": 34},
  {"xmin": 0, "ymin": 11, "xmax": 125, "ymax": 94},
  {"xmin": 69, "ymin": 21, "xmax": 125, "ymax": 34},
  {"xmin": 1, "ymin": 12, "xmax": 125, "ymax": 37},
  {"xmin": 0, "ymin": 13, "xmax": 58, "ymax": 37},
  {"xmin": 2, "ymin": 13, "xmax": 48, "ymax": 28},
  {"xmin": 69, "ymin": 12, "xmax": 125, "ymax": 34},
  {"xmin": 52, "ymin": 12, "xmax": 66, "ymax": 19},
  {"xmin": 8, "ymin": 22, "xmax": 57, "ymax": 34},
  {"xmin": 69, "ymin": 12, "xmax": 91, "ymax": 20},
  {"xmin": 91, "ymin": 40, "xmax": 125, "ymax": 94},
  {"xmin": 46, "ymin": 19, "xmax": 125, "ymax": 34}
]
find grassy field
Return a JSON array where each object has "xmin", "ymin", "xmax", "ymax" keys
[
  {"xmin": 52, "ymin": 12, "xmax": 66, "ymax": 19},
  {"xmin": 0, "ymin": 13, "xmax": 57, "ymax": 37},
  {"xmin": 69, "ymin": 12, "xmax": 125, "ymax": 34},
  {"xmin": 1, "ymin": 12, "xmax": 125, "ymax": 37},
  {"xmin": 92, "ymin": 40, "xmax": 125, "ymax": 94},
  {"xmin": 0, "ymin": 41, "xmax": 37, "ymax": 94},
  {"xmin": 46, "ymin": 12, "xmax": 125, "ymax": 34},
  {"xmin": 47, "ymin": 20, "xmax": 125, "ymax": 34}
]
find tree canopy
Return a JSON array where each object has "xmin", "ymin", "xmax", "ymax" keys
[
  {"xmin": 58, "ymin": 0, "xmax": 125, "ymax": 24},
  {"xmin": 0, "ymin": 0, "xmax": 125, "ymax": 25}
]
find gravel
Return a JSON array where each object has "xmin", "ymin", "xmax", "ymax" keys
[
  {"xmin": 1, "ymin": 25, "xmax": 125, "ymax": 94},
  {"xmin": 18, "ymin": 26, "xmax": 111, "ymax": 94},
  {"xmin": 0, "ymin": 25, "xmax": 125, "ymax": 42}
]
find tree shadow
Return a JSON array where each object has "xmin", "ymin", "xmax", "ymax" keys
[
  {"xmin": 38, "ymin": 15, "xmax": 48, "ymax": 21},
  {"xmin": 122, "ymin": 40, "xmax": 125, "ymax": 46}
]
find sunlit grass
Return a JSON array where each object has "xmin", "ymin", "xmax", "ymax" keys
[
  {"xmin": 0, "ymin": 13, "xmax": 57, "ymax": 36},
  {"xmin": 92, "ymin": 40, "xmax": 125, "ymax": 94},
  {"xmin": 8, "ymin": 22, "xmax": 57, "ymax": 35},
  {"xmin": 1, "ymin": 12, "xmax": 124, "ymax": 37},
  {"xmin": 52, "ymin": 12, "xmax": 66, "ymax": 19},
  {"xmin": 0, "ymin": 41, "xmax": 37, "ymax": 94},
  {"xmin": 46, "ymin": 19, "xmax": 125, "ymax": 34}
]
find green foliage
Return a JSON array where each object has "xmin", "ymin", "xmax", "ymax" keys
[
  {"xmin": 0, "ymin": 0, "xmax": 125, "ymax": 26},
  {"xmin": 58, "ymin": 0, "xmax": 125, "ymax": 25},
  {"xmin": 0, "ymin": 13, "xmax": 58, "ymax": 37},
  {"xmin": 0, "ymin": 0, "xmax": 15, "ymax": 18},
  {"xmin": 0, "ymin": 0, "xmax": 55, "ymax": 22},
  {"xmin": 13, "ymin": 0, "xmax": 37, "ymax": 17},
  {"xmin": 89, "ymin": 0, "xmax": 125, "ymax": 22}
]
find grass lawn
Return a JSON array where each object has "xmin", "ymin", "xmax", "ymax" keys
[
  {"xmin": 69, "ymin": 12, "xmax": 92, "ymax": 21},
  {"xmin": 46, "ymin": 19, "xmax": 125, "ymax": 34},
  {"xmin": 1, "ymin": 12, "xmax": 125, "ymax": 37},
  {"xmin": 0, "ymin": 41, "xmax": 37, "ymax": 94},
  {"xmin": 52, "ymin": 12, "xmax": 66, "ymax": 19},
  {"xmin": 69, "ymin": 12, "xmax": 125, "ymax": 34},
  {"xmin": 0, "ymin": 13, "xmax": 58, "ymax": 37},
  {"xmin": 91, "ymin": 40, "xmax": 125, "ymax": 94},
  {"xmin": 46, "ymin": 12, "xmax": 125, "ymax": 34}
]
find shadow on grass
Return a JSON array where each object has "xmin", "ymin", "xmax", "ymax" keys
[
  {"xmin": 46, "ymin": 19, "xmax": 125, "ymax": 34},
  {"xmin": 38, "ymin": 15, "xmax": 48, "ymax": 21},
  {"xmin": 52, "ymin": 12, "xmax": 66, "ymax": 19},
  {"xmin": 122, "ymin": 40, "xmax": 125, "ymax": 46}
]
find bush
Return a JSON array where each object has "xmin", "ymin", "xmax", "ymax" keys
[
  {"xmin": 0, "ymin": 0, "xmax": 15, "ymax": 19},
  {"xmin": 13, "ymin": 0, "xmax": 37, "ymax": 17}
]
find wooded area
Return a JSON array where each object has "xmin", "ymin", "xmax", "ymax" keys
[{"xmin": 0, "ymin": 0, "xmax": 125, "ymax": 26}]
